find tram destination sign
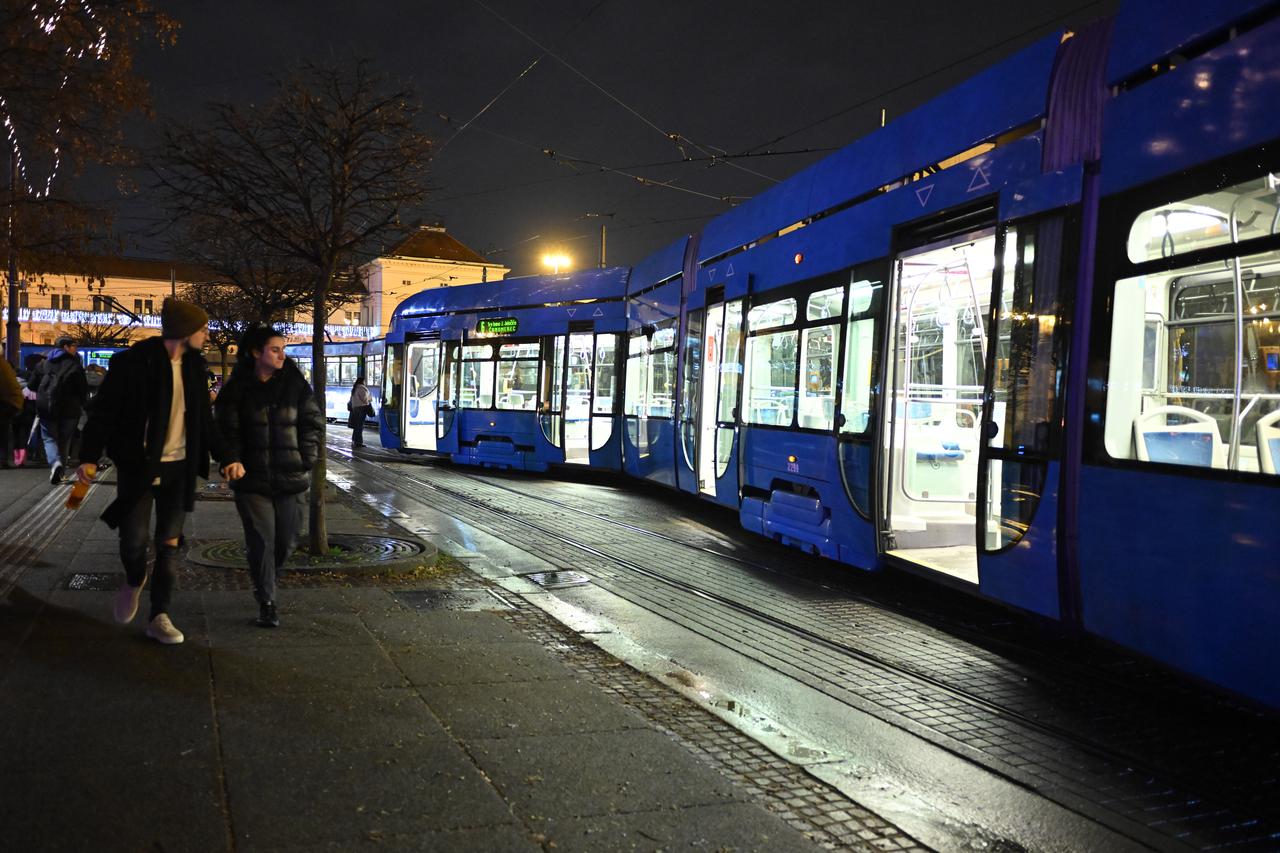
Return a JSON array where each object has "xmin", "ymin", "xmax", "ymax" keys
[{"xmin": 477, "ymin": 317, "xmax": 519, "ymax": 336}]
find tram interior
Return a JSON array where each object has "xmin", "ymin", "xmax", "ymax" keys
[
  {"xmin": 884, "ymin": 236, "xmax": 999, "ymax": 583},
  {"xmin": 1106, "ymin": 174, "xmax": 1280, "ymax": 474}
]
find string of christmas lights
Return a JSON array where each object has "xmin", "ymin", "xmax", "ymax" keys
[{"xmin": 1, "ymin": 0, "xmax": 108, "ymax": 199}]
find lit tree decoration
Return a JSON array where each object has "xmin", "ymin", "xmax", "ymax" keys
[{"xmin": 0, "ymin": 0, "xmax": 108, "ymax": 198}]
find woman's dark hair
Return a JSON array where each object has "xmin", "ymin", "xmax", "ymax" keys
[
  {"xmin": 354, "ymin": 374, "xmax": 366, "ymax": 385},
  {"xmin": 236, "ymin": 325, "xmax": 285, "ymax": 368}
]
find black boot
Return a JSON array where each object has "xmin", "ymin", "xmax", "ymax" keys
[{"xmin": 256, "ymin": 601, "xmax": 280, "ymax": 628}]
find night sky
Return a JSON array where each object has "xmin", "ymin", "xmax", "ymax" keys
[{"xmin": 118, "ymin": 0, "xmax": 1119, "ymax": 277}]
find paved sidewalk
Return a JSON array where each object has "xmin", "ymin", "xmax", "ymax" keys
[{"xmin": 0, "ymin": 466, "xmax": 822, "ymax": 852}]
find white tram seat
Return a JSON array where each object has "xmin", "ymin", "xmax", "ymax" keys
[
  {"xmin": 1134, "ymin": 405, "xmax": 1226, "ymax": 468},
  {"xmin": 1257, "ymin": 408, "xmax": 1280, "ymax": 475}
]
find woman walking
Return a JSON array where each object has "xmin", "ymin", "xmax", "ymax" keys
[
  {"xmin": 348, "ymin": 374, "xmax": 373, "ymax": 448},
  {"xmin": 215, "ymin": 327, "xmax": 323, "ymax": 627}
]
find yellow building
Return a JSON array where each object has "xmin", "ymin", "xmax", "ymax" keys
[{"xmin": 1, "ymin": 226, "xmax": 504, "ymax": 364}]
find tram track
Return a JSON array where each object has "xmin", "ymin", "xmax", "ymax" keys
[{"xmin": 328, "ymin": 444, "xmax": 1280, "ymax": 851}]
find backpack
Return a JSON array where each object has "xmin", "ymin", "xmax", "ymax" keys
[{"xmin": 36, "ymin": 356, "xmax": 75, "ymax": 413}]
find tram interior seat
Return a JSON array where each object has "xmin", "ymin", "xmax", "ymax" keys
[
  {"xmin": 1134, "ymin": 405, "xmax": 1226, "ymax": 468},
  {"xmin": 1258, "ymin": 408, "xmax": 1280, "ymax": 475}
]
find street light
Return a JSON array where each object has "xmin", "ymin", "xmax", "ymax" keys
[{"xmin": 541, "ymin": 253, "xmax": 572, "ymax": 275}]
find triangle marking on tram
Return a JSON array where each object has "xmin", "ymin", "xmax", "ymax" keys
[
  {"xmin": 915, "ymin": 184, "xmax": 935, "ymax": 206},
  {"xmin": 968, "ymin": 164, "xmax": 991, "ymax": 193}
]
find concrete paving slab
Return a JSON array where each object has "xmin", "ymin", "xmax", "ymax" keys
[
  {"xmin": 467, "ymin": 729, "xmax": 743, "ymax": 823},
  {"xmin": 217, "ymin": 687, "xmax": 451, "ymax": 756},
  {"xmin": 210, "ymin": 642, "xmax": 407, "ymax": 695},
  {"xmin": 362, "ymin": 609, "xmax": 536, "ymax": 647},
  {"xmin": 542, "ymin": 801, "xmax": 819, "ymax": 852},
  {"xmin": 264, "ymin": 824, "xmax": 544, "ymax": 852},
  {"xmin": 206, "ymin": 609, "xmax": 376, "ymax": 647},
  {"xmin": 0, "ymin": 755, "xmax": 227, "ymax": 853},
  {"xmin": 222, "ymin": 740, "xmax": 516, "ymax": 849},
  {"xmin": 31, "ymin": 592, "xmax": 211, "ymax": 643},
  {"xmin": 388, "ymin": 640, "xmax": 579, "ymax": 686},
  {"xmin": 416, "ymin": 678, "xmax": 650, "ymax": 740}
]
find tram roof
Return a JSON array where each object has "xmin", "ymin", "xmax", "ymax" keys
[
  {"xmin": 1106, "ymin": 0, "xmax": 1272, "ymax": 85},
  {"xmin": 392, "ymin": 266, "xmax": 631, "ymax": 322}
]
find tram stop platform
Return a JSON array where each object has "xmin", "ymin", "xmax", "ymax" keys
[{"xmin": 0, "ymin": 460, "xmax": 910, "ymax": 853}]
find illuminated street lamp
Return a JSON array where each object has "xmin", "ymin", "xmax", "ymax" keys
[{"xmin": 541, "ymin": 252, "xmax": 572, "ymax": 275}]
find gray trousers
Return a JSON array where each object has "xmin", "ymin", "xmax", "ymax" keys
[{"xmin": 234, "ymin": 491, "xmax": 304, "ymax": 604}]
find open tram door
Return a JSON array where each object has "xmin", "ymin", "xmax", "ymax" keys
[
  {"xmin": 541, "ymin": 322, "xmax": 622, "ymax": 468},
  {"xmin": 692, "ymin": 288, "xmax": 744, "ymax": 504},
  {"xmin": 879, "ymin": 218, "xmax": 1000, "ymax": 586},
  {"xmin": 401, "ymin": 335, "xmax": 442, "ymax": 452}
]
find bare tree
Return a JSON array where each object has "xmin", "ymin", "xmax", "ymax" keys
[
  {"xmin": 1, "ymin": 0, "xmax": 176, "ymax": 364},
  {"xmin": 67, "ymin": 317, "xmax": 136, "ymax": 347},
  {"xmin": 178, "ymin": 281, "xmax": 258, "ymax": 379},
  {"xmin": 154, "ymin": 59, "xmax": 433, "ymax": 551}
]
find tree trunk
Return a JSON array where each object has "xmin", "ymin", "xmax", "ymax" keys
[{"xmin": 308, "ymin": 281, "xmax": 329, "ymax": 554}]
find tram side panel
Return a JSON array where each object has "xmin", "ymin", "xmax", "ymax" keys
[{"xmin": 1081, "ymin": 16, "xmax": 1280, "ymax": 708}]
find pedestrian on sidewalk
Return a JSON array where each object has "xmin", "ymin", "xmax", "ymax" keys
[
  {"xmin": 347, "ymin": 374, "xmax": 373, "ymax": 448},
  {"xmin": 35, "ymin": 336, "xmax": 88, "ymax": 484},
  {"xmin": 76, "ymin": 298, "xmax": 245, "ymax": 646},
  {"xmin": 0, "ymin": 357, "xmax": 21, "ymax": 468},
  {"xmin": 215, "ymin": 326, "xmax": 323, "ymax": 628}
]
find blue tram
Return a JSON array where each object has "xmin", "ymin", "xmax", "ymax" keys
[
  {"xmin": 284, "ymin": 339, "xmax": 383, "ymax": 422},
  {"xmin": 381, "ymin": 0, "xmax": 1280, "ymax": 709},
  {"xmin": 381, "ymin": 268, "xmax": 629, "ymax": 472}
]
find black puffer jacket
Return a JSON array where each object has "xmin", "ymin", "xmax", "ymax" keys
[{"xmin": 215, "ymin": 359, "xmax": 323, "ymax": 496}]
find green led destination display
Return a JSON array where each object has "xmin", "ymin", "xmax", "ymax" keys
[{"xmin": 476, "ymin": 317, "xmax": 519, "ymax": 336}]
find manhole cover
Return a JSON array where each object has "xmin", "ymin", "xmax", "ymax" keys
[
  {"xmin": 197, "ymin": 481, "xmax": 234, "ymax": 500},
  {"xmin": 522, "ymin": 570, "xmax": 591, "ymax": 589},
  {"xmin": 186, "ymin": 533, "xmax": 431, "ymax": 572},
  {"xmin": 64, "ymin": 572, "xmax": 124, "ymax": 591},
  {"xmin": 393, "ymin": 589, "xmax": 515, "ymax": 612}
]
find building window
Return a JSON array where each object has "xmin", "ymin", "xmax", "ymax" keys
[
  {"xmin": 18, "ymin": 292, "xmax": 27, "ymax": 309},
  {"xmin": 92, "ymin": 296, "xmax": 106, "ymax": 312},
  {"xmin": 134, "ymin": 298, "xmax": 154, "ymax": 314}
]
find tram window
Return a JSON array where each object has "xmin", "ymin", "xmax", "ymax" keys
[
  {"xmin": 748, "ymin": 298, "xmax": 796, "ymax": 330},
  {"xmin": 460, "ymin": 344, "xmax": 494, "ymax": 409},
  {"xmin": 339, "ymin": 357, "xmax": 359, "ymax": 385},
  {"xmin": 1106, "ymin": 246, "xmax": 1280, "ymax": 473},
  {"xmin": 800, "ymin": 326, "xmax": 838, "ymax": 430},
  {"xmin": 718, "ymin": 300, "xmax": 744, "ymax": 424},
  {"xmin": 383, "ymin": 344, "xmax": 403, "ymax": 416},
  {"xmin": 625, "ymin": 333, "xmax": 649, "ymax": 417},
  {"xmin": 566, "ymin": 334, "xmax": 593, "ymax": 417},
  {"xmin": 807, "ymin": 287, "xmax": 843, "ymax": 321},
  {"xmin": 593, "ymin": 336, "xmax": 617, "ymax": 415},
  {"xmin": 1127, "ymin": 172, "xmax": 1279, "ymax": 264},
  {"xmin": 650, "ymin": 325, "xmax": 676, "ymax": 418},
  {"xmin": 541, "ymin": 336, "xmax": 565, "ymax": 415},
  {"xmin": 744, "ymin": 330, "xmax": 797, "ymax": 426},
  {"xmin": 496, "ymin": 341, "xmax": 539, "ymax": 411},
  {"xmin": 325, "ymin": 360, "xmax": 340, "ymax": 386},
  {"xmin": 840, "ymin": 277, "xmax": 883, "ymax": 436}
]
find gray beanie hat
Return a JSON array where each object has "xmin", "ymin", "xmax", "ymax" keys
[{"xmin": 161, "ymin": 297, "xmax": 209, "ymax": 340}]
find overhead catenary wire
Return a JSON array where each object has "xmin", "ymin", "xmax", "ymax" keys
[
  {"xmin": 744, "ymin": 0, "xmax": 1114, "ymax": 153},
  {"xmin": 468, "ymin": 0, "xmax": 780, "ymax": 186},
  {"xmin": 437, "ymin": 0, "xmax": 614, "ymax": 155}
]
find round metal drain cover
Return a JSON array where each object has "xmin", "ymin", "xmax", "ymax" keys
[{"xmin": 186, "ymin": 533, "xmax": 432, "ymax": 573}]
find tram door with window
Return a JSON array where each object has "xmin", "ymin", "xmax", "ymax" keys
[
  {"xmin": 880, "ymin": 230, "xmax": 999, "ymax": 584},
  {"xmin": 695, "ymin": 295, "xmax": 744, "ymax": 502},
  {"xmin": 402, "ymin": 338, "xmax": 441, "ymax": 452}
]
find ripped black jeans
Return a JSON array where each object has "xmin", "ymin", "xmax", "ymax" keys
[{"xmin": 117, "ymin": 461, "xmax": 188, "ymax": 620}]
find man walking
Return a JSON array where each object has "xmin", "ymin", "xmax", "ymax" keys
[
  {"xmin": 215, "ymin": 326, "xmax": 323, "ymax": 628},
  {"xmin": 77, "ymin": 298, "xmax": 244, "ymax": 645},
  {"xmin": 35, "ymin": 335, "xmax": 89, "ymax": 483}
]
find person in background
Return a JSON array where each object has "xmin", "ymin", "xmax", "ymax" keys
[
  {"xmin": 77, "ymin": 298, "xmax": 244, "ymax": 645},
  {"xmin": 348, "ymin": 373, "xmax": 373, "ymax": 448},
  {"xmin": 0, "ymin": 358, "xmax": 21, "ymax": 468},
  {"xmin": 215, "ymin": 326, "xmax": 322, "ymax": 628},
  {"xmin": 13, "ymin": 354, "xmax": 45, "ymax": 466},
  {"xmin": 35, "ymin": 336, "xmax": 88, "ymax": 484}
]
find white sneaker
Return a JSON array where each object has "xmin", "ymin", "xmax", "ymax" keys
[
  {"xmin": 145, "ymin": 613, "xmax": 184, "ymax": 645},
  {"xmin": 114, "ymin": 583, "xmax": 143, "ymax": 624}
]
